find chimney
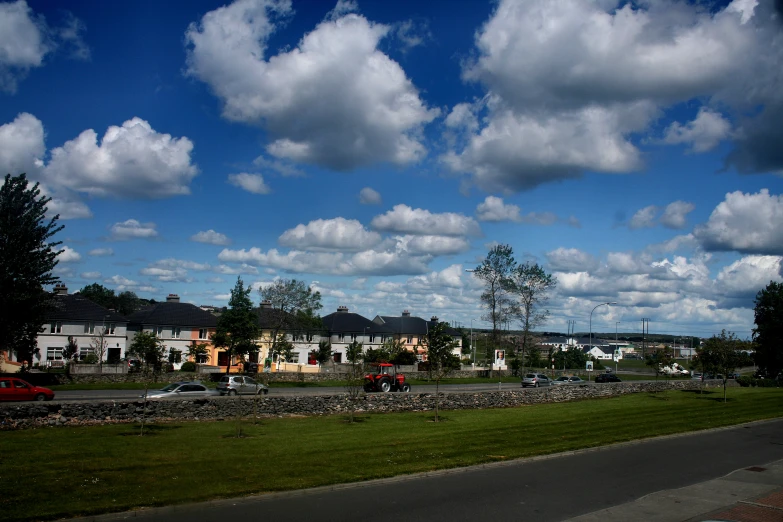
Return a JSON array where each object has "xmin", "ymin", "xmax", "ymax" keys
[
  {"xmin": 431, "ymin": 316, "xmax": 439, "ymax": 323},
  {"xmin": 166, "ymin": 294, "xmax": 180, "ymax": 303},
  {"xmin": 337, "ymin": 305, "xmax": 349, "ymax": 313},
  {"xmin": 260, "ymin": 300, "xmax": 272, "ymax": 310},
  {"xmin": 402, "ymin": 310, "xmax": 410, "ymax": 317},
  {"xmin": 53, "ymin": 283, "xmax": 68, "ymax": 295}
]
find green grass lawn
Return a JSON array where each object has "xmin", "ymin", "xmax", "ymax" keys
[{"xmin": 1, "ymin": 388, "xmax": 781, "ymax": 521}]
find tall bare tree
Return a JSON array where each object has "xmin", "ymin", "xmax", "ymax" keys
[
  {"xmin": 421, "ymin": 322, "xmax": 461, "ymax": 422},
  {"xmin": 472, "ymin": 244, "xmax": 517, "ymax": 364},
  {"xmin": 509, "ymin": 262, "xmax": 557, "ymax": 368},
  {"xmin": 259, "ymin": 278, "xmax": 322, "ymax": 362}
]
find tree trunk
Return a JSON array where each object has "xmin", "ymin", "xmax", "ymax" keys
[
  {"xmin": 224, "ymin": 348, "xmax": 232, "ymax": 375},
  {"xmin": 434, "ymin": 378, "xmax": 440, "ymax": 422}
]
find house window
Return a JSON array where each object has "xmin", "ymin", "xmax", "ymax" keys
[
  {"xmin": 169, "ymin": 349, "xmax": 182, "ymax": 364},
  {"xmin": 369, "ymin": 334, "xmax": 375, "ymax": 343},
  {"xmin": 350, "ymin": 333, "xmax": 357, "ymax": 342},
  {"xmin": 406, "ymin": 336, "xmax": 413, "ymax": 344},
  {"xmin": 51, "ymin": 322, "xmax": 62, "ymax": 334},
  {"xmin": 333, "ymin": 352, "xmax": 342, "ymax": 363},
  {"xmin": 198, "ymin": 329, "xmax": 207, "ymax": 340},
  {"xmin": 155, "ymin": 326, "xmax": 163, "ymax": 337},
  {"xmin": 338, "ymin": 334, "xmax": 345, "ymax": 342},
  {"xmin": 172, "ymin": 327, "xmax": 181, "ymax": 339},
  {"xmin": 381, "ymin": 335, "xmax": 387, "ymax": 343},
  {"xmin": 294, "ymin": 333, "xmax": 304, "ymax": 342},
  {"xmin": 306, "ymin": 332, "xmax": 314, "ymax": 342},
  {"xmin": 197, "ymin": 353, "xmax": 208, "ymax": 364},
  {"xmin": 79, "ymin": 346, "xmax": 96, "ymax": 361},
  {"xmin": 107, "ymin": 323, "xmax": 116, "ymax": 335},
  {"xmin": 288, "ymin": 352, "xmax": 300, "ymax": 363},
  {"xmin": 84, "ymin": 322, "xmax": 95, "ymax": 334},
  {"xmin": 47, "ymin": 348, "xmax": 63, "ymax": 362}
]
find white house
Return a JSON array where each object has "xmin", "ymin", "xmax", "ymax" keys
[{"xmin": 36, "ymin": 284, "xmax": 128, "ymax": 366}]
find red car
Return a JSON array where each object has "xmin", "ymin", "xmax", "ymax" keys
[{"xmin": 0, "ymin": 377, "xmax": 56, "ymax": 401}]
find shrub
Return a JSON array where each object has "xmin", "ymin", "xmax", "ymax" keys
[
  {"xmin": 755, "ymin": 378, "xmax": 779, "ymax": 388},
  {"xmin": 180, "ymin": 361, "xmax": 196, "ymax": 372},
  {"xmin": 736, "ymin": 376, "xmax": 754, "ymax": 387},
  {"xmin": 82, "ymin": 353, "xmax": 98, "ymax": 364}
]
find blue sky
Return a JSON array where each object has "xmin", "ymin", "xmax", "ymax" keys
[{"xmin": 2, "ymin": 0, "xmax": 782, "ymax": 339}]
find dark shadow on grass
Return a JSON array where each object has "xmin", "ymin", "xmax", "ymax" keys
[
  {"xmin": 698, "ymin": 397, "xmax": 737, "ymax": 403},
  {"xmin": 340, "ymin": 415, "xmax": 370, "ymax": 423},
  {"xmin": 680, "ymin": 389, "xmax": 718, "ymax": 395},
  {"xmin": 117, "ymin": 424, "xmax": 182, "ymax": 436}
]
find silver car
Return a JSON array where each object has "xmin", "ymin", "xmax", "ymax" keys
[
  {"xmin": 217, "ymin": 375, "xmax": 269, "ymax": 396},
  {"xmin": 141, "ymin": 381, "xmax": 214, "ymax": 399},
  {"xmin": 522, "ymin": 373, "xmax": 552, "ymax": 388}
]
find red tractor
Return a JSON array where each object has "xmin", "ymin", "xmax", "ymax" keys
[{"xmin": 364, "ymin": 363, "xmax": 411, "ymax": 393}]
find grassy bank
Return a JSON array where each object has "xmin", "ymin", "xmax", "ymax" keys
[{"xmin": 2, "ymin": 388, "xmax": 782, "ymax": 521}]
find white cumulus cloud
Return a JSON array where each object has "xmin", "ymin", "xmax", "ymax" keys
[
  {"xmin": 476, "ymin": 196, "xmax": 521, "ymax": 222},
  {"xmin": 228, "ymin": 173, "xmax": 271, "ymax": 195},
  {"xmin": 279, "ymin": 217, "xmax": 382, "ymax": 252},
  {"xmin": 109, "ymin": 219, "xmax": 158, "ymax": 240},
  {"xmin": 57, "ymin": 246, "xmax": 81, "ymax": 263},
  {"xmin": 694, "ymin": 189, "xmax": 783, "ymax": 255},
  {"xmin": 371, "ymin": 204, "xmax": 481, "ymax": 237},
  {"xmin": 191, "ymin": 229, "xmax": 232, "ymax": 245},
  {"xmin": 660, "ymin": 201, "xmax": 695, "ymax": 230},
  {"xmin": 359, "ymin": 187, "xmax": 382, "ymax": 205},
  {"xmin": 662, "ymin": 108, "xmax": 732, "ymax": 153},
  {"xmin": 630, "ymin": 205, "xmax": 659, "ymax": 230},
  {"xmin": 185, "ymin": 1, "xmax": 439, "ymax": 170}
]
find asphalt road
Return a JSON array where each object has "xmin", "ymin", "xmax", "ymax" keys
[{"xmin": 70, "ymin": 418, "xmax": 783, "ymax": 522}]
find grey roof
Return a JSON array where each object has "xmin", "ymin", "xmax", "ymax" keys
[
  {"xmin": 321, "ymin": 311, "xmax": 392, "ymax": 334},
  {"xmin": 126, "ymin": 302, "xmax": 217, "ymax": 328},
  {"xmin": 47, "ymin": 294, "xmax": 127, "ymax": 323},
  {"xmin": 542, "ymin": 336, "xmax": 571, "ymax": 344},
  {"xmin": 373, "ymin": 315, "xmax": 461, "ymax": 337}
]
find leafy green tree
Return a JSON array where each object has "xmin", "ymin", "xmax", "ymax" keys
[
  {"xmin": 696, "ymin": 330, "xmax": 744, "ymax": 402},
  {"xmin": 553, "ymin": 347, "xmax": 589, "ymax": 371},
  {"xmin": 0, "ymin": 174, "xmax": 63, "ymax": 367},
  {"xmin": 63, "ymin": 336, "xmax": 79, "ymax": 370},
  {"xmin": 115, "ymin": 290, "xmax": 141, "ymax": 315},
  {"xmin": 525, "ymin": 346, "xmax": 542, "ymax": 368},
  {"xmin": 271, "ymin": 332, "xmax": 295, "ymax": 365},
  {"xmin": 315, "ymin": 340, "xmax": 332, "ymax": 369},
  {"xmin": 421, "ymin": 322, "xmax": 461, "ymax": 422},
  {"xmin": 259, "ymin": 278, "xmax": 323, "ymax": 362},
  {"xmin": 472, "ymin": 244, "xmax": 517, "ymax": 363},
  {"xmin": 753, "ymin": 281, "xmax": 783, "ymax": 378},
  {"xmin": 509, "ymin": 262, "xmax": 556, "ymax": 366},
  {"xmin": 213, "ymin": 277, "xmax": 260, "ymax": 375},
  {"xmin": 186, "ymin": 339, "xmax": 210, "ymax": 364},
  {"xmin": 78, "ymin": 283, "xmax": 117, "ymax": 309}
]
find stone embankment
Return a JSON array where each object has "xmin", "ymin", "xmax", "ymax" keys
[{"xmin": 0, "ymin": 380, "xmax": 726, "ymax": 430}]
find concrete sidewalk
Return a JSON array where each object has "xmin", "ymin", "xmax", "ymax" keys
[{"xmin": 569, "ymin": 459, "xmax": 783, "ymax": 522}]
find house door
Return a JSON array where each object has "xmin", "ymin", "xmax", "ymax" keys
[
  {"xmin": 217, "ymin": 351, "xmax": 229, "ymax": 367},
  {"xmin": 107, "ymin": 348, "xmax": 121, "ymax": 363}
]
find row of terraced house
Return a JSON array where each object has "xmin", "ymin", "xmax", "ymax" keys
[{"xmin": 0, "ymin": 284, "xmax": 462, "ymax": 373}]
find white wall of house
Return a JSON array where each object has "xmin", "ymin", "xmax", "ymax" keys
[
  {"xmin": 37, "ymin": 320, "xmax": 128, "ymax": 366},
  {"xmin": 586, "ymin": 347, "xmax": 613, "ymax": 360},
  {"xmin": 126, "ymin": 325, "xmax": 211, "ymax": 370}
]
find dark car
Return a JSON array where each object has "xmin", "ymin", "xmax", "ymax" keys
[
  {"xmin": 0, "ymin": 377, "xmax": 55, "ymax": 401},
  {"xmin": 595, "ymin": 373, "xmax": 622, "ymax": 383}
]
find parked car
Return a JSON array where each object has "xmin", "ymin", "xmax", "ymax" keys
[
  {"xmin": 522, "ymin": 373, "xmax": 552, "ymax": 388},
  {"xmin": 595, "ymin": 373, "xmax": 622, "ymax": 383},
  {"xmin": 691, "ymin": 372, "xmax": 703, "ymax": 381},
  {"xmin": 0, "ymin": 377, "xmax": 55, "ymax": 401},
  {"xmin": 552, "ymin": 376, "xmax": 585, "ymax": 385},
  {"xmin": 727, "ymin": 373, "xmax": 740, "ymax": 379},
  {"xmin": 566, "ymin": 376, "xmax": 585, "ymax": 384},
  {"xmin": 140, "ymin": 382, "xmax": 214, "ymax": 399},
  {"xmin": 217, "ymin": 375, "xmax": 269, "ymax": 396}
]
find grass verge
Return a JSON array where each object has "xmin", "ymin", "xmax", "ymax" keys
[{"xmin": 1, "ymin": 388, "xmax": 782, "ymax": 521}]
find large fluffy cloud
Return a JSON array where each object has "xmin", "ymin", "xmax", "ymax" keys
[
  {"xmin": 45, "ymin": 117, "xmax": 197, "ymax": 198},
  {"xmin": 185, "ymin": 0, "xmax": 438, "ymax": 170},
  {"xmin": 0, "ymin": 113, "xmax": 198, "ymax": 213},
  {"xmin": 218, "ymin": 246, "xmax": 430, "ymax": 276},
  {"xmin": 444, "ymin": 0, "xmax": 783, "ymax": 192},
  {"xmin": 278, "ymin": 218, "xmax": 382, "ymax": 252},
  {"xmin": 371, "ymin": 204, "xmax": 481, "ymax": 236},
  {"xmin": 694, "ymin": 189, "xmax": 783, "ymax": 255}
]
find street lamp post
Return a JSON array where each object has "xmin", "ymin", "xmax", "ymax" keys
[
  {"xmin": 470, "ymin": 319, "xmax": 474, "ymax": 365},
  {"xmin": 589, "ymin": 302, "xmax": 617, "ymax": 378}
]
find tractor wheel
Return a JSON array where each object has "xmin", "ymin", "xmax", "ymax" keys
[
  {"xmin": 401, "ymin": 383, "xmax": 411, "ymax": 393},
  {"xmin": 378, "ymin": 379, "xmax": 392, "ymax": 393}
]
